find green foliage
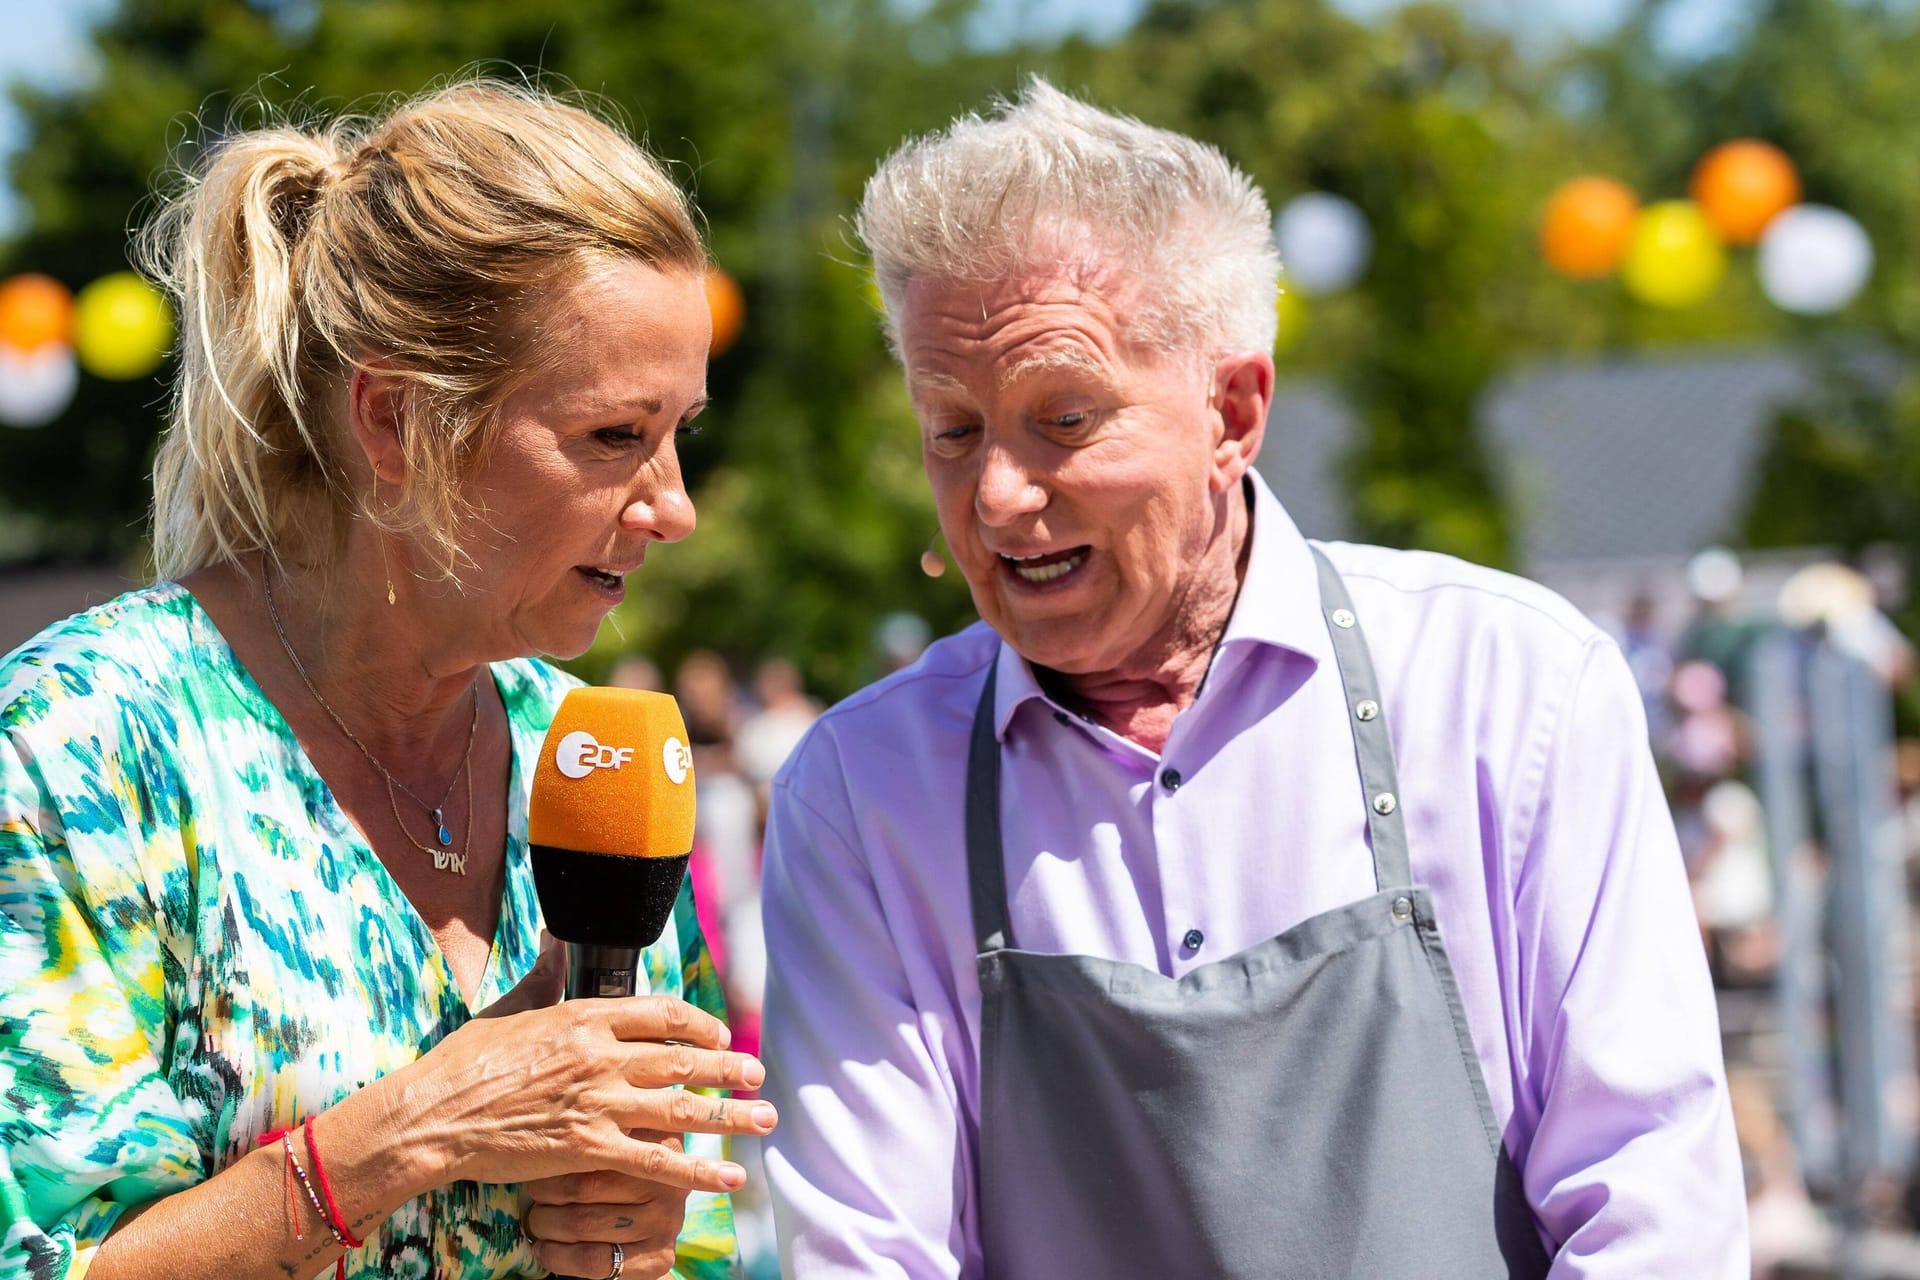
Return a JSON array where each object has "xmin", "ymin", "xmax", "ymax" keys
[{"xmin": 7, "ymin": 0, "xmax": 1920, "ymax": 695}]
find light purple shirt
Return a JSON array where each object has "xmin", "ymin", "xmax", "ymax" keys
[{"xmin": 761, "ymin": 474, "xmax": 1747, "ymax": 1277}]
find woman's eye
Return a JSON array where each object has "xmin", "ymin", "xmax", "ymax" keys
[{"xmin": 594, "ymin": 427, "xmax": 644, "ymax": 446}]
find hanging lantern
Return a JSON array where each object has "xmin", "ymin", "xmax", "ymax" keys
[
  {"xmin": 0, "ymin": 274, "xmax": 75, "ymax": 352},
  {"xmin": 0, "ymin": 343, "xmax": 80, "ymax": 428},
  {"xmin": 1273, "ymin": 276, "xmax": 1307, "ymax": 354},
  {"xmin": 1540, "ymin": 177, "xmax": 1639, "ymax": 279},
  {"xmin": 705, "ymin": 267, "xmax": 745, "ymax": 357},
  {"xmin": 1621, "ymin": 201, "xmax": 1726, "ymax": 309},
  {"xmin": 1758, "ymin": 205, "xmax": 1873, "ymax": 315},
  {"xmin": 1273, "ymin": 193, "xmax": 1372, "ymax": 297},
  {"xmin": 72, "ymin": 272, "xmax": 173, "ymax": 380},
  {"xmin": 1690, "ymin": 140, "xmax": 1800, "ymax": 246}
]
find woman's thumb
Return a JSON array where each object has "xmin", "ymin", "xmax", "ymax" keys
[{"xmin": 476, "ymin": 930, "xmax": 567, "ymax": 1019}]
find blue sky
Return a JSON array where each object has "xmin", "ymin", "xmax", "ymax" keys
[{"xmin": 0, "ymin": 0, "xmax": 1752, "ymax": 237}]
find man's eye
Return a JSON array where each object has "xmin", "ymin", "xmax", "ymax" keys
[
  {"xmin": 594, "ymin": 427, "xmax": 644, "ymax": 446},
  {"xmin": 1051, "ymin": 411, "xmax": 1088, "ymax": 428},
  {"xmin": 676, "ymin": 419, "xmax": 705, "ymax": 439},
  {"xmin": 934, "ymin": 422, "xmax": 980, "ymax": 442}
]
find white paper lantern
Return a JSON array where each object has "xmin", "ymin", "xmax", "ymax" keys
[
  {"xmin": 1758, "ymin": 204, "xmax": 1874, "ymax": 316},
  {"xmin": 0, "ymin": 343, "xmax": 79, "ymax": 428},
  {"xmin": 1273, "ymin": 193, "xmax": 1372, "ymax": 296}
]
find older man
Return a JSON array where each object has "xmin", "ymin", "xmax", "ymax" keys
[{"xmin": 760, "ymin": 80, "xmax": 1746, "ymax": 1278}]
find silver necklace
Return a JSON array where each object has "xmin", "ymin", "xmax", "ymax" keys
[{"xmin": 262, "ymin": 559, "xmax": 480, "ymax": 873}]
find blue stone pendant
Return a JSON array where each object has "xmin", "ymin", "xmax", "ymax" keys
[{"xmin": 433, "ymin": 809, "xmax": 452, "ymax": 847}]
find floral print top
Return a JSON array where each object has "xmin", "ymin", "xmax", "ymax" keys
[{"xmin": 0, "ymin": 583, "xmax": 736, "ymax": 1279}]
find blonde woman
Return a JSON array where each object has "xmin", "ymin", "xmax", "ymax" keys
[{"xmin": 0, "ymin": 82, "xmax": 773, "ymax": 1280}]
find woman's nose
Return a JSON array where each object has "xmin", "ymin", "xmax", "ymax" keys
[{"xmin": 621, "ymin": 476, "xmax": 697, "ymax": 543}]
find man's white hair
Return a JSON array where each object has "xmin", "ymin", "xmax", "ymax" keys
[{"xmin": 857, "ymin": 77, "xmax": 1279, "ymax": 359}]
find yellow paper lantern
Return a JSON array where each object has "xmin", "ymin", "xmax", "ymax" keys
[
  {"xmin": 1540, "ymin": 177, "xmax": 1639, "ymax": 279},
  {"xmin": 1274, "ymin": 277, "xmax": 1307, "ymax": 354},
  {"xmin": 0, "ymin": 274, "xmax": 75, "ymax": 351},
  {"xmin": 705, "ymin": 268, "xmax": 745, "ymax": 357},
  {"xmin": 1621, "ymin": 202, "xmax": 1725, "ymax": 309},
  {"xmin": 73, "ymin": 272, "xmax": 173, "ymax": 380}
]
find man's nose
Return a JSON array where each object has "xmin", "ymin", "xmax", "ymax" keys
[{"xmin": 974, "ymin": 441, "xmax": 1047, "ymax": 527}]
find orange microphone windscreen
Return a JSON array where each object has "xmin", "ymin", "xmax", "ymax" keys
[{"xmin": 530, "ymin": 688, "xmax": 696, "ymax": 858}]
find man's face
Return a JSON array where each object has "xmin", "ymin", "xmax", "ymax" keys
[{"xmin": 900, "ymin": 267, "xmax": 1234, "ymax": 677}]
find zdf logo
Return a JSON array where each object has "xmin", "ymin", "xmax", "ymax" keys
[
  {"xmin": 555, "ymin": 731, "xmax": 635, "ymax": 779},
  {"xmin": 661, "ymin": 736, "xmax": 692, "ymax": 786}
]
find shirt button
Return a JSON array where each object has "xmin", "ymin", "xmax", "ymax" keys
[
  {"xmin": 1182, "ymin": 928, "xmax": 1205, "ymax": 951},
  {"xmin": 1160, "ymin": 768, "xmax": 1183, "ymax": 792}
]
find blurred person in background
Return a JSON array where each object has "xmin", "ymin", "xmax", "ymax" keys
[
  {"xmin": 760, "ymin": 79, "xmax": 1745, "ymax": 1277},
  {"xmin": 1681, "ymin": 545, "xmax": 1765, "ymax": 709},
  {"xmin": 0, "ymin": 81, "xmax": 776, "ymax": 1280},
  {"xmin": 607, "ymin": 652, "xmax": 666, "ymax": 693},
  {"xmin": 673, "ymin": 650, "xmax": 758, "ymax": 1013},
  {"xmin": 735, "ymin": 657, "xmax": 821, "ymax": 792},
  {"xmin": 1611, "ymin": 588, "xmax": 1675, "ymax": 743}
]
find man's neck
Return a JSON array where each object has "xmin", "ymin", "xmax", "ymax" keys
[{"xmin": 1043, "ymin": 481, "xmax": 1254, "ymax": 754}]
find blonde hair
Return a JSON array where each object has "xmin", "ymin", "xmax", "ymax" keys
[
  {"xmin": 141, "ymin": 79, "xmax": 706, "ymax": 581},
  {"xmin": 857, "ymin": 77, "xmax": 1278, "ymax": 358}
]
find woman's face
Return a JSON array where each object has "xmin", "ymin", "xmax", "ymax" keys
[{"xmin": 440, "ymin": 258, "xmax": 711, "ymax": 661}]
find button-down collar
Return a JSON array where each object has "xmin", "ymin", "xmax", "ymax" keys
[{"xmin": 991, "ymin": 470, "xmax": 1330, "ymax": 743}]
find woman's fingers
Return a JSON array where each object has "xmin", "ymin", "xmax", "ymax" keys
[
  {"xmin": 524, "ymin": 1159, "xmax": 678, "ymax": 1207},
  {"xmin": 604, "ymin": 1136, "xmax": 748, "ymax": 1193},
  {"xmin": 533, "ymin": 1239, "xmax": 678, "ymax": 1280},
  {"xmin": 602, "ymin": 994, "xmax": 731, "ymax": 1050},
  {"xmin": 622, "ymin": 1040, "xmax": 765, "ymax": 1092},
  {"xmin": 524, "ymin": 1194, "xmax": 683, "ymax": 1244},
  {"xmin": 618, "ymin": 1089, "xmax": 777, "ymax": 1138}
]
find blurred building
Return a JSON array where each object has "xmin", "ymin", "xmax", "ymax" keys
[{"xmin": 1258, "ymin": 342, "xmax": 1906, "ymax": 623}]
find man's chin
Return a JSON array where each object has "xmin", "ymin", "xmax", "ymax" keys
[{"xmin": 992, "ymin": 617, "xmax": 1112, "ymax": 676}]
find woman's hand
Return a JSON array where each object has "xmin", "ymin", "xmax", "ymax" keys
[
  {"xmin": 385, "ymin": 935, "xmax": 776, "ymax": 1195},
  {"xmin": 521, "ymin": 1138, "xmax": 693, "ymax": 1279}
]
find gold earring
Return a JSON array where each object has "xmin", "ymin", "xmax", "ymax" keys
[
  {"xmin": 920, "ymin": 529, "xmax": 947, "ymax": 579},
  {"xmin": 377, "ymin": 537, "xmax": 397, "ymax": 606}
]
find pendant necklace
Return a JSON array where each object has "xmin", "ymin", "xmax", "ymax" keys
[{"xmin": 263, "ymin": 558, "xmax": 480, "ymax": 874}]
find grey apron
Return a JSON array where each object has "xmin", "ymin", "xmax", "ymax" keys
[{"xmin": 966, "ymin": 548, "xmax": 1554, "ymax": 1279}]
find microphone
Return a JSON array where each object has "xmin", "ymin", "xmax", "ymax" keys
[{"xmin": 529, "ymin": 688, "xmax": 697, "ymax": 999}]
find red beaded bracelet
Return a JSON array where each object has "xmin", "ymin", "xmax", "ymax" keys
[{"xmin": 258, "ymin": 1120, "xmax": 362, "ymax": 1280}]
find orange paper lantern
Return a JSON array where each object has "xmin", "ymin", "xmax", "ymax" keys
[
  {"xmin": 0, "ymin": 274, "xmax": 74, "ymax": 352},
  {"xmin": 705, "ymin": 268, "xmax": 744, "ymax": 357},
  {"xmin": 1540, "ymin": 177, "xmax": 1640, "ymax": 279},
  {"xmin": 1691, "ymin": 140, "xmax": 1800, "ymax": 246}
]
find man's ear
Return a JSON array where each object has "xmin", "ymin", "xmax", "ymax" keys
[
  {"xmin": 1209, "ymin": 350, "xmax": 1273, "ymax": 494},
  {"xmin": 346, "ymin": 365, "xmax": 412, "ymax": 487}
]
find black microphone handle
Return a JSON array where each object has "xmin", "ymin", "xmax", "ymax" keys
[
  {"xmin": 565, "ymin": 942, "xmax": 645, "ymax": 999},
  {"xmin": 555, "ymin": 942, "xmax": 650, "ymax": 1280}
]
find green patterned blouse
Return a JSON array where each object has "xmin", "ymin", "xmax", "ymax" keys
[{"xmin": 0, "ymin": 584, "xmax": 736, "ymax": 1279}]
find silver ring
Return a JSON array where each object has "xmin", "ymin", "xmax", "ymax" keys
[{"xmin": 600, "ymin": 1241, "xmax": 625, "ymax": 1280}]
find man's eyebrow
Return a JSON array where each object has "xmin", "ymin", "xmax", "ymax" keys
[
  {"xmin": 997, "ymin": 347, "xmax": 1109, "ymax": 389},
  {"xmin": 906, "ymin": 370, "xmax": 971, "ymax": 401}
]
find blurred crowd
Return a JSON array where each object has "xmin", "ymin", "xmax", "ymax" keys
[
  {"xmin": 1604, "ymin": 546, "xmax": 1920, "ymax": 1276},
  {"xmin": 606, "ymin": 612, "xmax": 934, "ymax": 1277}
]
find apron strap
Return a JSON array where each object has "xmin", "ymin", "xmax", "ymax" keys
[
  {"xmin": 1310, "ymin": 545, "xmax": 1414, "ymax": 891},
  {"xmin": 966, "ymin": 662, "xmax": 1013, "ymax": 953}
]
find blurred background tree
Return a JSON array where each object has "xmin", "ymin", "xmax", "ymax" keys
[{"xmin": 4, "ymin": 0, "xmax": 1920, "ymax": 695}]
